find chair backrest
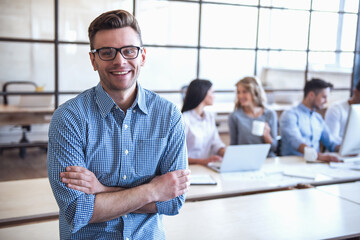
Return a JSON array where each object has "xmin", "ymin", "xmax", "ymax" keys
[{"xmin": 3, "ymin": 81, "xmax": 37, "ymax": 105}]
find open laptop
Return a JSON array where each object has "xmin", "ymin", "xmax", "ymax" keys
[
  {"xmin": 18, "ymin": 95, "xmax": 53, "ymax": 108},
  {"xmin": 208, "ymin": 144, "xmax": 271, "ymax": 173}
]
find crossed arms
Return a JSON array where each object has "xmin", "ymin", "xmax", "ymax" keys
[{"xmin": 60, "ymin": 166, "xmax": 190, "ymax": 223}]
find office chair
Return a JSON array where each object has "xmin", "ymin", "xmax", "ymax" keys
[{"xmin": 2, "ymin": 81, "xmax": 38, "ymax": 158}]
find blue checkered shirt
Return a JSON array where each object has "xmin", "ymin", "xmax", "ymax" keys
[{"xmin": 47, "ymin": 83, "xmax": 188, "ymax": 239}]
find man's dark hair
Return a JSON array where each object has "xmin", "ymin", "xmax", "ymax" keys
[
  {"xmin": 88, "ymin": 9, "xmax": 142, "ymax": 50},
  {"xmin": 304, "ymin": 78, "xmax": 333, "ymax": 98},
  {"xmin": 181, "ymin": 79, "xmax": 212, "ymax": 113}
]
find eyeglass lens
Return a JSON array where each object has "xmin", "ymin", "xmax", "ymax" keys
[{"xmin": 98, "ymin": 47, "xmax": 139, "ymax": 60}]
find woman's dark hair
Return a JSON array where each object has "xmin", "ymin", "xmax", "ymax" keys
[{"xmin": 181, "ymin": 79, "xmax": 212, "ymax": 113}]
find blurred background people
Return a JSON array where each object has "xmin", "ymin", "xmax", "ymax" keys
[
  {"xmin": 228, "ymin": 76, "xmax": 278, "ymax": 157},
  {"xmin": 280, "ymin": 78, "xmax": 340, "ymax": 162},
  {"xmin": 325, "ymin": 80, "xmax": 360, "ymax": 144},
  {"xmin": 182, "ymin": 79, "xmax": 226, "ymax": 165}
]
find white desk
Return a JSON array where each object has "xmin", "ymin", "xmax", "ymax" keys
[
  {"xmin": 2, "ymin": 188, "xmax": 360, "ymax": 240},
  {"xmin": 164, "ymin": 188, "xmax": 360, "ymax": 239},
  {"xmin": 316, "ymin": 181, "xmax": 360, "ymax": 205},
  {"xmin": 187, "ymin": 156, "xmax": 360, "ymax": 201},
  {"xmin": 0, "ymin": 178, "xmax": 58, "ymax": 226},
  {"xmin": 0, "ymin": 220, "xmax": 59, "ymax": 240}
]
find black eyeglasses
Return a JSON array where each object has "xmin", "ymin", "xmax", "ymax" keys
[{"xmin": 91, "ymin": 46, "xmax": 143, "ymax": 61}]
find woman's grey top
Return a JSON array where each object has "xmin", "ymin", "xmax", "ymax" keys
[{"xmin": 228, "ymin": 107, "xmax": 278, "ymax": 157}]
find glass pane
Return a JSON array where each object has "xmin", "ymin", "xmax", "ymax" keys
[
  {"xmin": 201, "ymin": 4, "xmax": 257, "ymax": 48},
  {"xmin": 205, "ymin": 0, "xmax": 258, "ymax": 5},
  {"xmin": 344, "ymin": 0, "xmax": 359, "ymax": 13},
  {"xmin": 0, "ymin": 0, "xmax": 54, "ymax": 39},
  {"xmin": 139, "ymin": 47, "xmax": 198, "ymax": 98},
  {"xmin": 260, "ymin": 0, "xmax": 311, "ymax": 10},
  {"xmin": 59, "ymin": 0, "xmax": 133, "ymax": 42},
  {"xmin": 309, "ymin": 12, "xmax": 338, "ymax": 51},
  {"xmin": 136, "ymin": 0, "xmax": 199, "ymax": 46},
  {"xmin": 199, "ymin": 49, "xmax": 255, "ymax": 90},
  {"xmin": 308, "ymin": 52, "xmax": 353, "ymax": 75},
  {"xmin": 257, "ymin": 50, "xmax": 306, "ymax": 90},
  {"xmin": 308, "ymin": 63, "xmax": 352, "ymax": 103},
  {"xmin": 59, "ymin": 44, "xmax": 99, "ymax": 91},
  {"xmin": 0, "ymin": 42, "xmax": 54, "ymax": 91},
  {"xmin": 258, "ymin": 9, "xmax": 309, "ymax": 50},
  {"xmin": 340, "ymin": 13, "xmax": 358, "ymax": 51},
  {"xmin": 312, "ymin": 0, "xmax": 340, "ymax": 12}
]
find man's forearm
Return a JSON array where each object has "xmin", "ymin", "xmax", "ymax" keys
[
  {"xmin": 90, "ymin": 184, "xmax": 154, "ymax": 223},
  {"xmin": 89, "ymin": 169, "xmax": 190, "ymax": 223}
]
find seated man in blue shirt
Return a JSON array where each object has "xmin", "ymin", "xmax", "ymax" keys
[
  {"xmin": 280, "ymin": 78, "xmax": 340, "ymax": 162},
  {"xmin": 47, "ymin": 9, "xmax": 190, "ymax": 239}
]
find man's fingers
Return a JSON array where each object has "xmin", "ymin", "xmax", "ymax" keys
[
  {"xmin": 178, "ymin": 174, "xmax": 190, "ymax": 184},
  {"xmin": 62, "ymin": 178, "xmax": 91, "ymax": 188},
  {"xmin": 174, "ymin": 169, "xmax": 191, "ymax": 177},
  {"xmin": 66, "ymin": 166, "xmax": 92, "ymax": 175},
  {"xmin": 61, "ymin": 171, "xmax": 90, "ymax": 180},
  {"xmin": 67, "ymin": 183, "xmax": 90, "ymax": 194}
]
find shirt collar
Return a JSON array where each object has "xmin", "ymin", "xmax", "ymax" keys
[
  {"xmin": 134, "ymin": 83, "xmax": 148, "ymax": 115},
  {"xmin": 298, "ymin": 102, "xmax": 314, "ymax": 115},
  {"xmin": 94, "ymin": 82, "xmax": 148, "ymax": 118},
  {"xmin": 189, "ymin": 109, "xmax": 207, "ymax": 120}
]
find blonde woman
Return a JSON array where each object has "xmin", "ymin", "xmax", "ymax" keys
[{"xmin": 228, "ymin": 77, "xmax": 278, "ymax": 157}]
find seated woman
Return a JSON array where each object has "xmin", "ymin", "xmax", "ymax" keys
[
  {"xmin": 228, "ymin": 76, "xmax": 278, "ymax": 157},
  {"xmin": 182, "ymin": 79, "xmax": 225, "ymax": 165}
]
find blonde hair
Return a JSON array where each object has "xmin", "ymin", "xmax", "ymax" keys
[{"xmin": 234, "ymin": 76, "xmax": 267, "ymax": 110}]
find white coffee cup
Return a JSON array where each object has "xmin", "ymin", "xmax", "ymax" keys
[
  {"xmin": 251, "ymin": 120, "xmax": 265, "ymax": 136},
  {"xmin": 304, "ymin": 146, "xmax": 317, "ymax": 162}
]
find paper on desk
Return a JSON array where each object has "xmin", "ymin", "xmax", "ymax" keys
[
  {"xmin": 190, "ymin": 174, "xmax": 217, "ymax": 185},
  {"xmin": 329, "ymin": 162, "xmax": 360, "ymax": 171}
]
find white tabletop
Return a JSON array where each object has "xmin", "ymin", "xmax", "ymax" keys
[
  {"xmin": 316, "ymin": 181, "xmax": 360, "ymax": 204},
  {"xmin": 187, "ymin": 156, "xmax": 360, "ymax": 201},
  {"xmin": 164, "ymin": 188, "xmax": 360, "ymax": 240}
]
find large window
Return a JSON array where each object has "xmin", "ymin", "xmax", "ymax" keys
[{"xmin": 0, "ymin": 0, "xmax": 359, "ymax": 107}]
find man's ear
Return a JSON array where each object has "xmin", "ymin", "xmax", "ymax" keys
[
  {"xmin": 140, "ymin": 48, "xmax": 146, "ymax": 67},
  {"xmin": 89, "ymin": 52, "xmax": 97, "ymax": 71},
  {"xmin": 308, "ymin": 91, "xmax": 316, "ymax": 100}
]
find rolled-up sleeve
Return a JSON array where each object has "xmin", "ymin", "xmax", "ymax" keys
[
  {"xmin": 156, "ymin": 106, "xmax": 188, "ymax": 215},
  {"xmin": 47, "ymin": 106, "xmax": 95, "ymax": 233}
]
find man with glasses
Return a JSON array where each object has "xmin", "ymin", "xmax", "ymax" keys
[{"xmin": 47, "ymin": 9, "xmax": 190, "ymax": 239}]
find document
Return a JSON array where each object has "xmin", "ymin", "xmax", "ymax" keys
[{"xmin": 190, "ymin": 174, "xmax": 217, "ymax": 185}]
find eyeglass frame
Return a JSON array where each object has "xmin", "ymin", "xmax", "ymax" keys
[{"xmin": 91, "ymin": 46, "xmax": 144, "ymax": 61}]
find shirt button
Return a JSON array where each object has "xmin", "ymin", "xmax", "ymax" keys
[
  {"xmin": 125, "ymin": 149, "xmax": 129, "ymax": 155},
  {"xmin": 124, "ymin": 124, "xmax": 128, "ymax": 129},
  {"xmin": 124, "ymin": 214, "xmax": 127, "ymax": 218},
  {"xmin": 133, "ymin": 110, "xmax": 136, "ymax": 113},
  {"xmin": 123, "ymin": 175, "xmax": 127, "ymax": 180},
  {"xmin": 126, "ymin": 238, "xmax": 129, "ymax": 240}
]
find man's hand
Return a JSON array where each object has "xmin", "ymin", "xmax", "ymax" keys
[
  {"xmin": 148, "ymin": 169, "xmax": 191, "ymax": 202},
  {"xmin": 318, "ymin": 153, "xmax": 341, "ymax": 162},
  {"xmin": 205, "ymin": 155, "xmax": 222, "ymax": 165},
  {"xmin": 60, "ymin": 166, "xmax": 121, "ymax": 194}
]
